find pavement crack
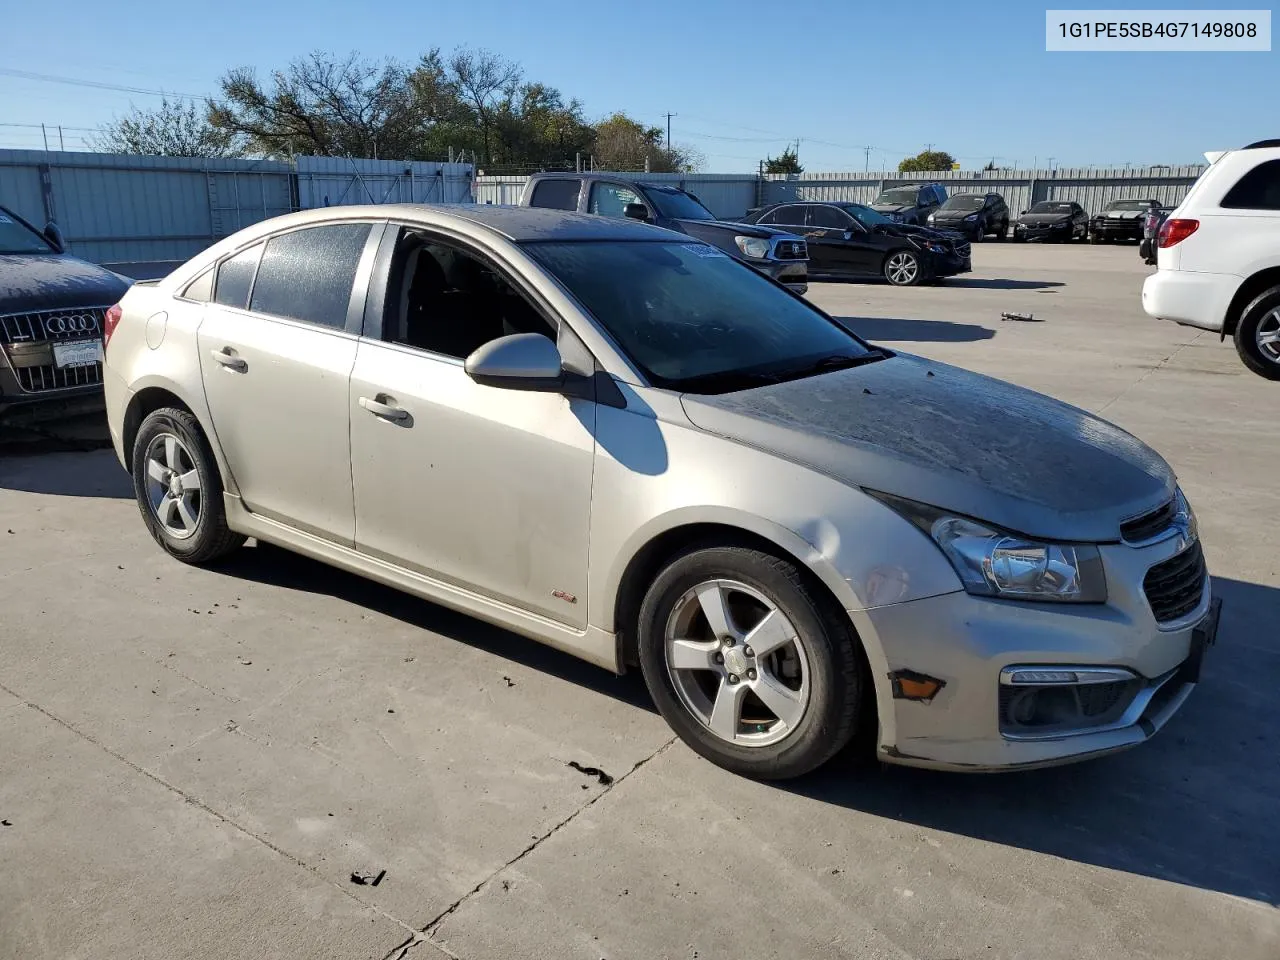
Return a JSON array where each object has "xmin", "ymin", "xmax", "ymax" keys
[
  {"xmin": 421, "ymin": 737, "xmax": 678, "ymax": 941},
  {"xmin": 1097, "ymin": 330, "xmax": 1205, "ymax": 414}
]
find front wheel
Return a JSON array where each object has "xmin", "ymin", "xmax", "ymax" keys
[
  {"xmin": 971, "ymin": 224, "xmax": 984, "ymax": 243},
  {"xmin": 1234, "ymin": 288, "xmax": 1280, "ymax": 380},
  {"xmin": 637, "ymin": 545, "xmax": 866, "ymax": 780},
  {"xmin": 131, "ymin": 407, "xmax": 246, "ymax": 563},
  {"xmin": 1089, "ymin": 232, "xmax": 1102, "ymax": 244},
  {"xmin": 884, "ymin": 250, "xmax": 923, "ymax": 286}
]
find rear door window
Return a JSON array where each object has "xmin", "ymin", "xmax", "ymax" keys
[
  {"xmin": 528, "ymin": 179, "xmax": 582, "ymax": 211},
  {"xmin": 1221, "ymin": 159, "xmax": 1280, "ymax": 210},
  {"xmin": 249, "ymin": 224, "xmax": 372, "ymax": 330},
  {"xmin": 213, "ymin": 242, "xmax": 263, "ymax": 310},
  {"xmin": 808, "ymin": 206, "xmax": 851, "ymax": 229},
  {"xmin": 765, "ymin": 205, "xmax": 807, "ymax": 227}
]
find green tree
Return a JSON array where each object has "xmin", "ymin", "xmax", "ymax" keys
[
  {"xmin": 898, "ymin": 149, "xmax": 956, "ymax": 173},
  {"xmin": 591, "ymin": 112, "xmax": 700, "ymax": 172},
  {"xmin": 93, "ymin": 96, "xmax": 241, "ymax": 158},
  {"xmin": 763, "ymin": 145, "xmax": 803, "ymax": 175}
]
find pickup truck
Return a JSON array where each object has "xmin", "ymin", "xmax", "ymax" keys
[{"xmin": 519, "ymin": 173, "xmax": 808, "ymax": 293}]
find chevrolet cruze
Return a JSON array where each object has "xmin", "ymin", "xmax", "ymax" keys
[{"xmin": 103, "ymin": 205, "xmax": 1217, "ymax": 779}]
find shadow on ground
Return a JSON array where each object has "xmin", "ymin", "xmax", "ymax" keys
[
  {"xmin": 837, "ymin": 315, "xmax": 996, "ymax": 343},
  {"xmin": 212, "ymin": 541, "xmax": 655, "ymax": 712},
  {"xmin": 941, "ymin": 277, "xmax": 1065, "ymax": 290},
  {"xmin": 790, "ymin": 575, "xmax": 1280, "ymax": 907},
  {"xmin": 0, "ymin": 448, "xmax": 131, "ymax": 498}
]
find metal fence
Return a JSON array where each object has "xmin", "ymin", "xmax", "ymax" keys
[
  {"xmin": 476, "ymin": 166, "xmax": 1207, "ymax": 220},
  {"xmin": 0, "ymin": 149, "xmax": 474, "ymax": 265}
]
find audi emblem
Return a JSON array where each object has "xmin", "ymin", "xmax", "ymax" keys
[{"xmin": 43, "ymin": 315, "xmax": 96, "ymax": 335}]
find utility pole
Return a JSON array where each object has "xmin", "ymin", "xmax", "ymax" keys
[
  {"xmin": 864, "ymin": 145, "xmax": 872, "ymax": 172},
  {"xmin": 1047, "ymin": 156, "xmax": 1056, "ymax": 172},
  {"xmin": 58, "ymin": 126, "xmax": 65, "ymax": 151},
  {"xmin": 41, "ymin": 123, "xmax": 48, "ymax": 151},
  {"xmin": 664, "ymin": 112, "xmax": 676, "ymax": 148}
]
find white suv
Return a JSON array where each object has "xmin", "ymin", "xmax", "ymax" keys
[{"xmin": 1142, "ymin": 140, "xmax": 1280, "ymax": 380}]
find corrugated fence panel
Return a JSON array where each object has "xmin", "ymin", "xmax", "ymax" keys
[
  {"xmin": 295, "ymin": 157, "xmax": 473, "ymax": 209},
  {"xmin": 474, "ymin": 176, "xmax": 528, "ymax": 206}
]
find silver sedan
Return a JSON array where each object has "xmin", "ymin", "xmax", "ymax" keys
[{"xmin": 102, "ymin": 205, "xmax": 1217, "ymax": 779}]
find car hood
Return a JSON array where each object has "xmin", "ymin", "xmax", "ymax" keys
[
  {"xmin": 870, "ymin": 203, "xmax": 910, "ymax": 214},
  {"xmin": 881, "ymin": 223, "xmax": 968, "ymax": 243},
  {"xmin": 932, "ymin": 209, "xmax": 982, "ymax": 220},
  {"xmin": 1018, "ymin": 213, "xmax": 1072, "ymax": 225},
  {"xmin": 0, "ymin": 253, "xmax": 132, "ymax": 315},
  {"xmin": 676, "ymin": 218, "xmax": 797, "ymax": 240},
  {"xmin": 679, "ymin": 353, "xmax": 1174, "ymax": 542}
]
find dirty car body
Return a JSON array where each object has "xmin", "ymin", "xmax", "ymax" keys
[
  {"xmin": 103, "ymin": 204, "xmax": 1214, "ymax": 777},
  {"xmin": 0, "ymin": 204, "xmax": 130, "ymax": 421}
]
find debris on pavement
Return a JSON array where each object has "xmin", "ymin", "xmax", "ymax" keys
[
  {"xmin": 1000, "ymin": 311, "xmax": 1042, "ymax": 322},
  {"xmin": 1, "ymin": 819, "xmax": 12, "ymax": 826},
  {"xmin": 236, "ymin": 657, "xmax": 253, "ymax": 666},
  {"xmin": 503, "ymin": 676, "xmax": 515, "ymax": 687},
  {"xmin": 350, "ymin": 869, "xmax": 386, "ymax": 886},
  {"xmin": 567, "ymin": 760, "xmax": 614, "ymax": 786}
]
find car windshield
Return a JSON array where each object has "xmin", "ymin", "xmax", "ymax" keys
[
  {"xmin": 643, "ymin": 186, "xmax": 716, "ymax": 221},
  {"xmin": 524, "ymin": 240, "xmax": 876, "ymax": 393},
  {"xmin": 1105, "ymin": 200, "xmax": 1152, "ymax": 211},
  {"xmin": 1029, "ymin": 202, "xmax": 1073, "ymax": 214},
  {"xmin": 940, "ymin": 196, "xmax": 985, "ymax": 211},
  {"xmin": 874, "ymin": 187, "xmax": 920, "ymax": 206},
  {"xmin": 0, "ymin": 208, "xmax": 54, "ymax": 254},
  {"xmin": 839, "ymin": 204, "xmax": 893, "ymax": 228}
]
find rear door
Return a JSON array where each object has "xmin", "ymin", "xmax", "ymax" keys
[
  {"xmin": 805, "ymin": 205, "xmax": 864, "ymax": 276},
  {"xmin": 196, "ymin": 221, "xmax": 382, "ymax": 544}
]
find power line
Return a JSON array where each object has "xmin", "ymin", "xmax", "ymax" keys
[{"xmin": 0, "ymin": 68, "xmax": 209, "ymax": 101}]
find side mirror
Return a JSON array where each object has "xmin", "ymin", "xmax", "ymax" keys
[
  {"xmin": 43, "ymin": 220, "xmax": 65, "ymax": 253},
  {"xmin": 1020, "ymin": 210, "xmax": 1027, "ymax": 216},
  {"xmin": 623, "ymin": 202, "xmax": 651, "ymax": 222},
  {"xmin": 464, "ymin": 333, "xmax": 565, "ymax": 391}
]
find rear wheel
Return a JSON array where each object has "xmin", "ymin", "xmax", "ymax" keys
[
  {"xmin": 1233, "ymin": 288, "xmax": 1280, "ymax": 381},
  {"xmin": 131, "ymin": 407, "xmax": 245, "ymax": 564},
  {"xmin": 884, "ymin": 250, "xmax": 923, "ymax": 286},
  {"xmin": 637, "ymin": 545, "xmax": 866, "ymax": 780}
]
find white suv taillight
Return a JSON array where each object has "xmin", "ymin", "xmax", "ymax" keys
[
  {"xmin": 103, "ymin": 304, "xmax": 123, "ymax": 350},
  {"xmin": 1158, "ymin": 218, "xmax": 1199, "ymax": 248}
]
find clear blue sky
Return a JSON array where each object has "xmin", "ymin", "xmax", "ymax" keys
[{"xmin": 1, "ymin": 0, "xmax": 1272, "ymax": 170}]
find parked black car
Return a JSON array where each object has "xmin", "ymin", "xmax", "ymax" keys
[
  {"xmin": 1089, "ymin": 198, "xmax": 1160, "ymax": 243},
  {"xmin": 0, "ymin": 204, "xmax": 130, "ymax": 422},
  {"xmin": 927, "ymin": 192, "xmax": 1009, "ymax": 241},
  {"xmin": 742, "ymin": 201, "xmax": 971, "ymax": 286},
  {"xmin": 1013, "ymin": 201, "xmax": 1090, "ymax": 242},
  {"xmin": 868, "ymin": 183, "xmax": 948, "ymax": 225},
  {"xmin": 520, "ymin": 174, "xmax": 808, "ymax": 292},
  {"xmin": 1139, "ymin": 203, "xmax": 1171, "ymax": 264}
]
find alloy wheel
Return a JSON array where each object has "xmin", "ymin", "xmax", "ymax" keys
[
  {"xmin": 664, "ymin": 579, "xmax": 810, "ymax": 747},
  {"xmin": 143, "ymin": 433, "xmax": 202, "ymax": 539},
  {"xmin": 1256, "ymin": 308, "xmax": 1280, "ymax": 365},
  {"xmin": 886, "ymin": 252, "xmax": 919, "ymax": 285}
]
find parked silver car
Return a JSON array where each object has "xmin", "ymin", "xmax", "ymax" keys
[{"xmin": 103, "ymin": 205, "xmax": 1218, "ymax": 779}]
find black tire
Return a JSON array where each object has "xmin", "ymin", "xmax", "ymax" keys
[
  {"xmin": 130, "ymin": 407, "xmax": 246, "ymax": 564},
  {"xmin": 971, "ymin": 223, "xmax": 984, "ymax": 243},
  {"xmin": 1089, "ymin": 232, "xmax": 1102, "ymax": 244},
  {"xmin": 993, "ymin": 219, "xmax": 1007, "ymax": 241},
  {"xmin": 1233, "ymin": 287, "xmax": 1280, "ymax": 381},
  {"xmin": 883, "ymin": 249, "xmax": 924, "ymax": 286},
  {"xmin": 636, "ymin": 544, "xmax": 867, "ymax": 780}
]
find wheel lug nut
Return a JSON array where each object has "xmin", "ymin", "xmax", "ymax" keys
[
  {"xmin": 722, "ymin": 637, "xmax": 734, "ymax": 648},
  {"xmin": 728, "ymin": 674, "xmax": 739, "ymax": 684},
  {"xmin": 743, "ymin": 646, "xmax": 754, "ymax": 658},
  {"xmin": 713, "ymin": 653, "xmax": 724, "ymax": 664},
  {"xmin": 747, "ymin": 669, "xmax": 757, "ymax": 680}
]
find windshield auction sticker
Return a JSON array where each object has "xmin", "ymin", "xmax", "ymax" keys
[{"xmin": 1046, "ymin": 9, "xmax": 1271, "ymax": 50}]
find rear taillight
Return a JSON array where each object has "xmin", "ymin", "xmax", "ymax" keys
[
  {"xmin": 103, "ymin": 304, "xmax": 123, "ymax": 350},
  {"xmin": 1158, "ymin": 218, "xmax": 1199, "ymax": 248}
]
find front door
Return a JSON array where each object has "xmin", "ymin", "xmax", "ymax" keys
[
  {"xmin": 196, "ymin": 223, "xmax": 379, "ymax": 544},
  {"xmin": 349, "ymin": 228, "xmax": 595, "ymax": 627}
]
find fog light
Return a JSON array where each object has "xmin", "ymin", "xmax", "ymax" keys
[{"xmin": 1008, "ymin": 669, "xmax": 1079, "ymax": 684}]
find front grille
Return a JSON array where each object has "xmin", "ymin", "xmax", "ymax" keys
[
  {"xmin": 1121, "ymin": 498, "xmax": 1177, "ymax": 543},
  {"xmin": 773, "ymin": 239, "xmax": 807, "ymax": 260},
  {"xmin": 1143, "ymin": 541, "xmax": 1207, "ymax": 623},
  {"xmin": 0, "ymin": 307, "xmax": 106, "ymax": 395}
]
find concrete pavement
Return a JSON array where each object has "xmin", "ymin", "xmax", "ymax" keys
[{"xmin": 1, "ymin": 243, "xmax": 1277, "ymax": 960}]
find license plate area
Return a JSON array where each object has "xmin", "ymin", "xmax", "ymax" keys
[
  {"xmin": 52, "ymin": 340, "xmax": 104, "ymax": 369},
  {"xmin": 1182, "ymin": 596, "xmax": 1222, "ymax": 683}
]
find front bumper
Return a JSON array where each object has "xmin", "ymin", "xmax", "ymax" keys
[
  {"xmin": 1141, "ymin": 268, "xmax": 1239, "ymax": 331},
  {"xmin": 1015, "ymin": 223, "xmax": 1072, "ymax": 241},
  {"xmin": 762, "ymin": 259, "xmax": 808, "ymax": 294},
  {"xmin": 929, "ymin": 252, "xmax": 972, "ymax": 278},
  {"xmin": 860, "ymin": 535, "xmax": 1212, "ymax": 771},
  {"xmin": 1091, "ymin": 221, "xmax": 1143, "ymax": 240}
]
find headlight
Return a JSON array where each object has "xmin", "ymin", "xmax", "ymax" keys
[
  {"xmin": 927, "ymin": 214, "xmax": 936, "ymax": 222},
  {"xmin": 869, "ymin": 493, "xmax": 1108, "ymax": 603},
  {"xmin": 909, "ymin": 237, "xmax": 947, "ymax": 254},
  {"xmin": 734, "ymin": 235, "xmax": 771, "ymax": 259},
  {"xmin": 963, "ymin": 214, "xmax": 978, "ymax": 221}
]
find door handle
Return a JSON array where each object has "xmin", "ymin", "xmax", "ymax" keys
[
  {"xmin": 210, "ymin": 348, "xmax": 247, "ymax": 372},
  {"xmin": 359, "ymin": 395, "xmax": 410, "ymax": 422}
]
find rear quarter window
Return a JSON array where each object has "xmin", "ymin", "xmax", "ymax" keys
[
  {"xmin": 1220, "ymin": 159, "xmax": 1280, "ymax": 210},
  {"xmin": 528, "ymin": 179, "xmax": 582, "ymax": 211},
  {"xmin": 213, "ymin": 242, "xmax": 263, "ymax": 309}
]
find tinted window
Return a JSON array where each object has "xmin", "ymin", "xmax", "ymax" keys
[
  {"xmin": 0, "ymin": 207, "xmax": 53, "ymax": 254},
  {"xmin": 875, "ymin": 187, "xmax": 919, "ymax": 206},
  {"xmin": 249, "ymin": 224, "xmax": 371, "ymax": 329},
  {"xmin": 524, "ymin": 241, "xmax": 870, "ymax": 392},
  {"xmin": 528, "ymin": 179, "xmax": 581, "ymax": 211},
  {"xmin": 766, "ymin": 205, "xmax": 807, "ymax": 227},
  {"xmin": 939, "ymin": 195, "xmax": 986, "ymax": 211},
  {"xmin": 840, "ymin": 204, "xmax": 893, "ymax": 228},
  {"xmin": 214, "ymin": 242, "xmax": 263, "ymax": 309},
  {"xmin": 589, "ymin": 182, "xmax": 643, "ymax": 218},
  {"xmin": 1029, "ymin": 202, "xmax": 1074, "ymax": 214},
  {"xmin": 808, "ymin": 206, "xmax": 851, "ymax": 229},
  {"xmin": 645, "ymin": 187, "xmax": 716, "ymax": 221},
  {"xmin": 1221, "ymin": 159, "xmax": 1280, "ymax": 210},
  {"xmin": 1105, "ymin": 200, "xmax": 1153, "ymax": 212},
  {"xmin": 182, "ymin": 269, "xmax": 214, "ymax": 302}
]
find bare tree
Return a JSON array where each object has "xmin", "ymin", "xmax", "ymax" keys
[
  {"xmin": 445, "ymin": 48, "xmax": 521, "ymax": 165},
  {"xmin": 92, "ymin": 96, "xmax": 241, "ymax": 158}
]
